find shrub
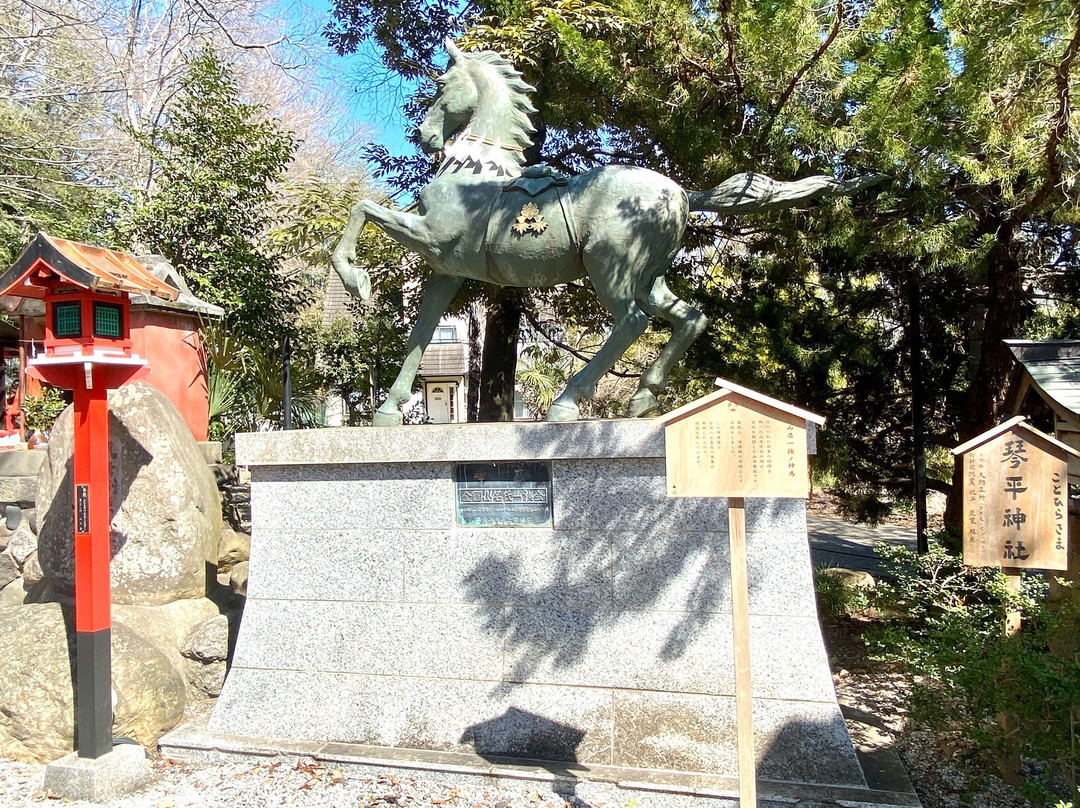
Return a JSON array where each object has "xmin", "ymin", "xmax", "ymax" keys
[
  {"xmin": 22, "ymin": 386, "xmax": 66, "ymax": 433},
  {"xmin": 868, "ymin": 539, "xmax": 1080, "ymax": 795},
  {"xmin": 813, "ymin": 565, "xmax": 872, "ymax": 618}
]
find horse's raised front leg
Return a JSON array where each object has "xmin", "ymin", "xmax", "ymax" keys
[
  {"xmin": 332, "ymin": 200, "xmax": 437, "ymax": 301},
  {"xmin": 373, "ymin": 273, "xmax": 464, "ymax": 426},
  {"xmin": 358, "ymin": 200, "xmax": 438, "ymax": 257},
  {"xmin": 331, "ymin": 203, "xmax": 372, "ymax": 300}
]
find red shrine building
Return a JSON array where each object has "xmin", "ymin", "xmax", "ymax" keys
[{"xmin": 0, "ymin": 233, "xmax": 223, "ymax": 441}]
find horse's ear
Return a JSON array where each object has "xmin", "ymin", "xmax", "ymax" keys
[{"xmin": 445, "ymin": 38, "xmax": 464, "ymax": 65}]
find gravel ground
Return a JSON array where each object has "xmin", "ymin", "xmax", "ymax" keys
[{"xmin": 0, "ymin": 755, "xmax": 594, "ymax": 808}]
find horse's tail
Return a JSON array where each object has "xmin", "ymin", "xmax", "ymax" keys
[
  {"xmin": 688, "ymin": 172, "xmax": 884, "ymax": 216},
  {"xmin": 331, "ymin": 202, "xmax": 373, "ymax": 301}
]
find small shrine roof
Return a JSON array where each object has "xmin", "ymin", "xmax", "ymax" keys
[
  {"xmin": 951, "ymin": 415, "xmax": 1080, "ymax": 458},
  {"xmin": 1004, "ymin": 340, "xmax": 1080, "ymax": 425},
  {"xmin": 658, "ymin": 377, "xmax": 826, "ymax": 427},
  {"xmin": 0, "ymin": 233, "xmax": 179, "ymax": 301}
]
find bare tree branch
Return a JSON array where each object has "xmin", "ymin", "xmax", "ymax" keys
[{"xmin": 523, "ymin": 308, "xmax": 641, "ymax": 379}]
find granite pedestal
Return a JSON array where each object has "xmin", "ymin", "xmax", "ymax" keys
[
  {"xmin": 162, "ymin": 420, "xmax": 914, "ymax": 807},
  {"xmin": 43, "ymin": 744, "xmax": 150, "ymax": 802}
]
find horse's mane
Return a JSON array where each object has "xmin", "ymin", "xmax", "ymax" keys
[{"xmin": 465, "ymin": 51, "xmax": 538, "ymax": 153}]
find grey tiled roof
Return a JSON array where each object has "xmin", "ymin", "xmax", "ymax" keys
[{"xmin": 1007, "ymin": 340, "xmax": 1080, "ymax": 419}]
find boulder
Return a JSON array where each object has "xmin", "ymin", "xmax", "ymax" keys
[
  {"xmin": 216, "ymin": 528, "xmax": 250, "ymax": 573},
  {"xmin": 0, "ymin": 603, "xmax": 186, "ymax": 763},
  {"xmin": 820, "ymin": 567, "xmax": 876, "ymax": 590},
  {"xmin": 112, "ymin": 597, "xmax": 220, "ymax": 683},
  {"xmin": 36, "ymin": 382, "xmax": 222, "ymax": 606},
  {"xmin": 181, "ymin": 613, "xmax": 229, "ymax": 663},
  {"xmin": 229, "ymin": 561, "xmax": 248, "ymax": 597},
  {"xmin": 0, "ymin": 551, "xmax": 17, "ymax": 590},
  {"xmin": 6, "ymin": 526, "xmax": 36, "ymax": 567}
]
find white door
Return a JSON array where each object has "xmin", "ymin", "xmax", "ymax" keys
[{"xmin": 426, "ymin": 383, "xmax": 456, "ymax": 423}]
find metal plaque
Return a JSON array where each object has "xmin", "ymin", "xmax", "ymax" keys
[
  {"xmin": 455, "ymin": 461, "xmax": 552, "ymax": 528},
  {"xmin": 76, "ymin": 484, "xmax": 89, "ymax": 533}
]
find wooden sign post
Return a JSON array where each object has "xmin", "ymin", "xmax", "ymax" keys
[
  {"xmin": 951, "ymin": 416, "xmax": 1075, "ymax": 782},
  {"xmin": 952, "ymin": 416, "xmax": 1073, "ymax": 575},
  {"xmin": 661, "ymin": 378, "xmax": 825, "ymax": 808}
]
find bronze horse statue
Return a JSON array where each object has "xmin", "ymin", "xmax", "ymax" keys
[{"xmin": 333, "ymin": 40, "xmax": 876, "ymax": 424}]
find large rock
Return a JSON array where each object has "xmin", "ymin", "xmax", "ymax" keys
[
  {"xmin": 216, "ymin": 528, "xmax": 250, "ymax": 573},
  {"xmin": 0, "ymin": 603, "xmax": 186, "ymax": 763},
  {"xmin": 36, "ymin": 383, "xmax": 222, "ymax": 606},
  {"xmin": 0, "ymin": 551, "xmax": 17, "ymax": 590},
  {"xmin": 181, "ymin": 613, "xmax": 229, "ymax": 663},
  {"xmin": 112, "ymin": 597, "xmax": 221, "ymax": 695}
]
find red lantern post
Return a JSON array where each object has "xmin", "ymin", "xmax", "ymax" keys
[{"xmin": 0, "ymin": 233, "xmax": 178, "ymax": 759}]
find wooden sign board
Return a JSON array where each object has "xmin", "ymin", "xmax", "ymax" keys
[
  {"xmin": 660, "ymin": 379, "xmax": 825, "ymax": 499},
  {"xmin": 953, "ymin": 417, "xmax": 1074, "ymax": 571},
  {"xmin": 660, "ymin": 380, "xmax": 824, "ymax": 808}
]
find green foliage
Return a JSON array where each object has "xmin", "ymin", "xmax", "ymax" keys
[
  {"xmin": 813, "ymin": 566, "xmax": 871, "ymax": 618},
  {"xmin": 316, "ymin": 279, "xmax": 411, "ymax": 425},
  {"xmin": 834, "ymin": 487, "xmax": 894, "ymax": 526},
  {"xmin": 869, "ymin": 541, "xmax": 1080, "ymax": 787},
  {"xmin": 0, "ymin": 0, "xmax": 114, "ymax": 265},
  {"xmin": 201, "ymin": 322, "xmax": 324, "ymax": 446},
  {"xmin": 21, "ymin": 386, "xmax": 66, "ymax": 433},
  {"xmin": 120, "ymin": 48, "xmax": 303, "ymax": 341}
]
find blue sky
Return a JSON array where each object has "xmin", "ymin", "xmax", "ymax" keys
[{"xmin": 276, "ymin": 0, "xmax": 420, "ymax": 159}]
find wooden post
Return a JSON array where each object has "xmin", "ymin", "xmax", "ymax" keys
[
  {"xmin": 1002, "ymin": 570, "xmax": 1022, "ymax": 638},
  {"xmin": 996, "ymin": 570, "xmax": 1023, "ymax": 784},
  {"xmin": 728, "ymin": 497, "xmax": 755, "ymax": 807},
  {"xmin": 909, "ymin": 276, "xmax": 929, "ymax": 555},
  {"xmin": 661, "ymin": 380, "xmax": 826, "ymax": 808}
]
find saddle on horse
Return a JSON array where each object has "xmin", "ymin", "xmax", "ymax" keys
[{"xmin": 484, "ymin": 166, "xmax": 581, "ymax": 264}]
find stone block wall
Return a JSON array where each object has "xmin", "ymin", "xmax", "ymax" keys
[{"xmin": 210, "ymin": 421, "xmax": 863, "ymax": 788}]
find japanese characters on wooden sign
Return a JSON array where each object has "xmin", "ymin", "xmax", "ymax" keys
[
  {"xmin": 660, "ymin": 378, "xmax": 825, "ymax": 499},
  {"xmin": 952, "ymin": 416, "xmax": 1076, "ymax": 571}
]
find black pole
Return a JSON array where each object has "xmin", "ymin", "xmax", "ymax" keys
[
  {"xmin": 282, "ymin": 334, "xmax": 292, "ymax": 431},
  {"xmin": 909, "ymin": 277, "xmax": 929, "ymax": 554}
]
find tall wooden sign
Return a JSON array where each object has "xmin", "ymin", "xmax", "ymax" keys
[
  {"xmin": 661, "ymin": 378, "xmax": 825, "ymax": 808},
  {"xmin": 952, "ymin": 416, "xmax": 1074, "ymax": 572}
]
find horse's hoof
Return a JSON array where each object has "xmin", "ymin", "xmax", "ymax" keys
[
  {"xmin": 545, "ymin": 401, "xmax": 580, "ymax": 422},
  {"xmin": 372, "ymin": 408, "xmax": 404, "ymax": 427},
  {"xmin": 627, "ymin": 389, "xmax": 659, "ymax": 418}
]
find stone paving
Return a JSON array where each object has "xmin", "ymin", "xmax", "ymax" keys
[{"xmin": 807, "ymin": 516, "xmax": 918, "ymax": 574}]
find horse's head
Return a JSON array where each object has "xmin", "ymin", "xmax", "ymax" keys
[{"xmin": 418, "ymin": 40, "xmax": 479, "ymax": 154}]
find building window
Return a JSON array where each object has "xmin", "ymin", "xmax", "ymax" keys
[
  {"xmin": 93, "ymin": 302, "xmax": 123, "ymax": 338},
  {"xmin": 433, "ymin": 326, "xmax": 456, "ymax": 343},
  {"xmin": 54, "ymin": 302, "xmax": 82, "ymax": 338}
]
